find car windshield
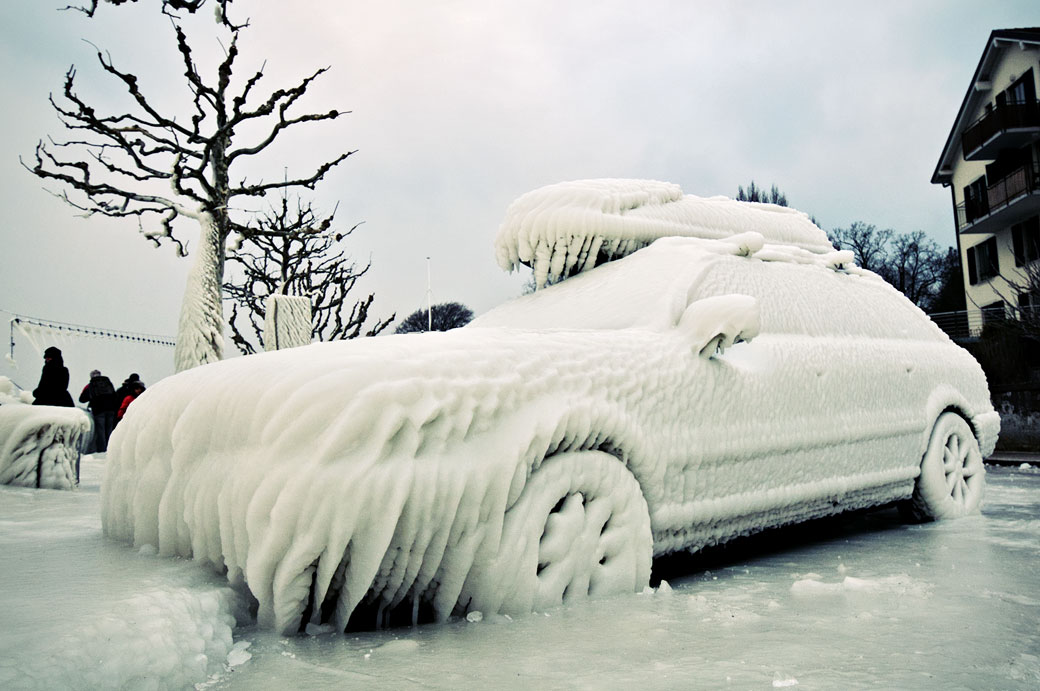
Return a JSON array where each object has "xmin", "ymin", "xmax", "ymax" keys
[{"xmin": 471, "ymin": 239, "xmax": 719, "ymax": 332}]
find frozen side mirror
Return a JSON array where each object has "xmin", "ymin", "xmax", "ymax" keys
[{"xmin": 676, "ymin": 294, "xmax": 760, "ymax": 358}]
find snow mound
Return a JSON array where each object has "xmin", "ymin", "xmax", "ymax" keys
[
  {"xmin": 0, "ymin": 404, "xmax": 90, "ymax": 489},
  {"xmin": 3, "ymin": 586, "xmax": 236, "ymax": 689},
  {"xmin": 494, "ymin": 178, "xmax": 833, "ymax": 287},
  {"xmin": 0, "ymin": 376, "xmax": 34, "ymax": 405}
]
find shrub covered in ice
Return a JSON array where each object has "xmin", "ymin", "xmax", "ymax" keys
[{"xmin": 0, "ymin": 404, "xmax": 90, "ymax": 490}]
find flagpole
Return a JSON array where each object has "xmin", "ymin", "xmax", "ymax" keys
[{"xmin": 426, "ymin": 256, "xmax": 432, "ymax": 332}]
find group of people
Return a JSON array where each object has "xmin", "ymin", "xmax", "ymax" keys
[{"xmin": 31, "ymin": 346, "xmax": 147, "ymax": 453}]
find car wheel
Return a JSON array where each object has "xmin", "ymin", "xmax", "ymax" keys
[
  {"xmin": 465, "ymin": 450, "xmax": 652, "ymax": 615},
  {"xmin": 906, "ymin": 412, "xmax": 985, "ymax": 521}
]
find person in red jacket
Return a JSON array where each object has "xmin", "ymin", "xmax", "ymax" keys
[{"xmin": 117, "ymin": 380, "xmax": 146, "ymax": 422}]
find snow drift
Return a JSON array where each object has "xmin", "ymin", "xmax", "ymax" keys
[{"xmin": 102, "ymin": 183, "xmax": 998, "ymax": 636}]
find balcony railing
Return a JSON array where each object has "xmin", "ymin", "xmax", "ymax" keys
[
  {"xmin": 961, "ymin": 100, "xmax": 1040, "ymax": 160},
  {"xmin": 930, "ymin": 304, "xmax": 1037, "ymax": 341},
  {"xmin": 989, "ymin": 164, "xmax": 1037, "ymax": 209},
  {"xmin": 956, "ymin": 164, "xmax": 1040, "ymax": 232}
]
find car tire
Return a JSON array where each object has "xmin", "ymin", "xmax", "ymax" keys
[
  {"xmin": 465, "ymin": 450, "xmax": 652, "ymax": 616},
  {"xmin": 906, "ymin": 412, "xmax": 985, "ymax": 521}
]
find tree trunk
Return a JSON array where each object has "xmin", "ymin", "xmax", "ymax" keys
[{"xmin": 174, "ymin": 213, "xmax": 226, "ymax": 372}]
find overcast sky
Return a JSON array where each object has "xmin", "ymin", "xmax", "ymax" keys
[{"xmin": 2, "ymin": 0, "xmax": 1039, "ymax": 390}]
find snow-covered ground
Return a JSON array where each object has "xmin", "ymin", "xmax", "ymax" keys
[{"xmin": 2, "ymin": 456, "xmax": 1038, "ymax": 690}]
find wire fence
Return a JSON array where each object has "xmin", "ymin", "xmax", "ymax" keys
[{"xmin": 4, "ymin": 309, "xmax": 175, "ymax": 359}]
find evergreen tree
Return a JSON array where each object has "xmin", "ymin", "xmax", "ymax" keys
[{"xmin": 395, "ymin": 302, "xmax": 474, "ymax": 334}]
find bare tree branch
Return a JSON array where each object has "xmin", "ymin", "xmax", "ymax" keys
[
  {"xmin": 223, "ymin": 196, "xmax": 394, "ymax": 353},
  {"xmin": 62, "ymin": 0, "xmax": 245, "ymax": 31}
]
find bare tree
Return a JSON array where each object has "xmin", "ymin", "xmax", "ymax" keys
[
  {"xmin": 827, "ymin": 222, "xmax": 894, "ymax": 275},
  {"xmin": 223, "ymin": 195, "xmax": 394, "ymax": 354},
  {"xmin": 885, "ymin": 231, "xmax": 946, "ymax": 308},
  {"xmin": 24, "ymin": 3, "xmax": 352, "ymax": 371},
  {"xmin": 828, "ymin": 223, "xmax": 950, "ymax": 310},
  {"xmin": 983, "ymin": 250, "xmax": 1040, "ymax": 339},
  {"xmin": 395, "ymin": 302, "xmax": 474, "ymax": 334}
]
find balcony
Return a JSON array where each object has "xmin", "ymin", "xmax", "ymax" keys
[
  {"xmin": 930, "ymin": 304, "xmax": 1037, "ymax": 341},
  {"xmin": 961, "ymin": 100, "xmax": 1040, "ymax": 161},
  {"xmin": 956, "ymin": 164, "xmax": 1040, "ymax": 235}
]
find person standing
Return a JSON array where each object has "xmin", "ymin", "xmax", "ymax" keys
[
  {"xmin": 114, "ymin": 373, "xmax": 143, "ymax": 405},
  {"xmin": 32, "ymin": 346, "xmax": 74, "ymax": 407},
  {"xmin": 79, "ymin": 369, "xmax": 118, "ymax": 453},
  {"xmin": 117, "ymin": 380, "xmax": 146, "ymax": 423}
]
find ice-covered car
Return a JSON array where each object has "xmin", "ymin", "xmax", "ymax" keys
[{"xmin": 102, "ymin": 179, "xmax": 999, "ymax": 635}]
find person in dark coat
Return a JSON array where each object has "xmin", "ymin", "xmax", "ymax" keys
[
  {"xmin": 32, "ymin": 346, "xmax": 74, "ymax": 407},
  {"xmin": 79, "ymin": 369, "xmax": 118, "ymax": 452},
  {"xmin": 117, "ymin": 380, "xmax": 146, "ymax": 422}
]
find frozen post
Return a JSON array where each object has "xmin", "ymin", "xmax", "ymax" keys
[{"xmin": 263, "ymin": 294, "xmax": 312, "ymax": 351}]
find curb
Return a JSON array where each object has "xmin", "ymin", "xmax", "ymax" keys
[{"xmin": 985, "ymin": 451, "xmax": 1040, "ymax": 467}]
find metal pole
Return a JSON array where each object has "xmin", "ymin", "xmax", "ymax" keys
[{"xmin": 426, "ymin": 256, "xmax": 432, "ymax": 332}]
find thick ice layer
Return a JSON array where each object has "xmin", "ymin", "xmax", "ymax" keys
[
  {"xmin": 0, "ymin": 456, "xmax": 239, "ymax": 689},
  {"xmin": 494, "ymin": 179, "xmax": 834, "ymax": 287},
  {"xmin": 102, "ymin": 237, "xmax": 998, "ymax": 635},
  {"xmin": 0, "ymin": 404, "xmax": 90, "ymax": 490}
]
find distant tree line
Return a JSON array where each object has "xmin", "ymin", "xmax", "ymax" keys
[
  {"xmin": 735, "ymin": 182, "xmax": 962, "ymax": 313},
  {"xmin": 827, "ymin": 222, "xmax": 964, "ymax": 313},
  {"xmin": 736, "ymin": 181, "xmax": 788, "ymax": 207}
]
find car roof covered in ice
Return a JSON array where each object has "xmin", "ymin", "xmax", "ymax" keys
[{"xmin": 494, "ymin": 178, "xmax": 834, "ymax": 288}]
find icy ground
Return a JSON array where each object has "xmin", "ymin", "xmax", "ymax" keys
[{"xmin": 2, "ymin": 457, "xmax": 1039, "ymax": 690}]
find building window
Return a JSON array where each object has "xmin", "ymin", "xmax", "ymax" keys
[
  {"xmin": 998, "ymin": 68, "xmax": 1035, "ymax": 106},
  {"xmin": 966, "ymin": 236, "xmax": 999, "ymax": 285},
  {"xmin": 1012, "ymin": 215, "xmax": 1040, "ymax": 266},
  {"xmin": 963, "ymin": 176, "xmax": 989, "ymax": 222}
]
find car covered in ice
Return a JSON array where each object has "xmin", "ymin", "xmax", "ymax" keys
[{"xmin": 101, "ymin": 179, "xmax": 999, "ymax": 635}]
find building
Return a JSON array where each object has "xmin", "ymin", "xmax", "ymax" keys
[{"xmin": 932, "ymin": 28, "xmax": 1040, "ymax": 335}]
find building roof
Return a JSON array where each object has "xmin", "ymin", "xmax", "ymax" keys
[{"xmin": 931, "ymin": 28, "xmax": 1040, "ymax": 186}]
